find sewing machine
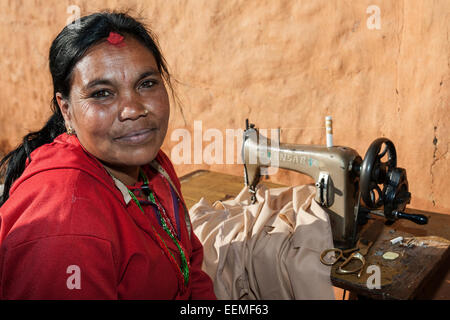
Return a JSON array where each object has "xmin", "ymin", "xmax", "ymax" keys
[{"xmin": 242, "ymin": 119, "xmax": 428, "ymax": 249}]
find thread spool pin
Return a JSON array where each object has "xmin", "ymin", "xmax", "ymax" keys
[{"xmin": 325, "ymin": 116, "xmax": 333, "ymax": 148}]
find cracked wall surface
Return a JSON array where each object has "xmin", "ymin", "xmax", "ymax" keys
[{"xmin": 0, "ymin": 0, "xmax": 448, "ymax": 214}]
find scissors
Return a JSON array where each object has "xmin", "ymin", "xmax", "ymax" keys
[{"xmin": 320, "ymin": 238, "xmax": 374, "ymax": 278}]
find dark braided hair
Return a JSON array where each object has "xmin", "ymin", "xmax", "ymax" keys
[{"xmin": 0, "ymin": 10, "xmax": 173, "ymax": 206}]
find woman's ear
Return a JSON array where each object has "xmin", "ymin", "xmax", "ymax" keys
[{"xmin": 55, "ymin": 92, "xmax": 72, "ymax": 130}]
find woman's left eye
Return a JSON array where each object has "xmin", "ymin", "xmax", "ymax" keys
[{"xmin": 140, "ymin": 80, "xmax": 156, "ymax": 89}]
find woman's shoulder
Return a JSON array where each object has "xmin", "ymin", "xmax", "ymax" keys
[
  {"xmin": 0, "ymin": 136, "xmax": 126, "ymax": 249},
  {"xmin": 10, "ymin": 133, "xmax": 122, "ymax": 200},
  {"xmin": 154, "ymin": 149, "xmax": 182, "ymax": 192},
  {"xmin": 0, "ymin": 168, "xmax": 122, "ymax": 248}
]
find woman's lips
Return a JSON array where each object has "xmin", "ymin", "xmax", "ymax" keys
[{"xmin": 114, "ymin": 128, "xmax": 157, "ymax": 144}]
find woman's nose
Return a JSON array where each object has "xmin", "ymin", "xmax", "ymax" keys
[{"xmin": 118, "ymin": 94, "xmax": 148, "ymax": 121}]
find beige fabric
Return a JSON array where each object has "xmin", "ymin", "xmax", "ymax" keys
[
  {"xmin": 110, "ymin": 175, "xmax": 132, "ymax": 205},
  {"xmin": 189, "ymin": 184, "xmax": 335, "ymax": 300}
]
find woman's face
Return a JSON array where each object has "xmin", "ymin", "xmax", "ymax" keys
[{"xmin": 57, "ymin": 36, "xmax": 170, "ymax": 175}]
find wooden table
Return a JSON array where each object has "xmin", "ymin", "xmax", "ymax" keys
[
  {"xmin": 180, "ymin": 170, "xmax": 450, "ymax": 300},
  {"xmin": 332, "ymin": 213, "xmax": 450, "ymax": 300}
]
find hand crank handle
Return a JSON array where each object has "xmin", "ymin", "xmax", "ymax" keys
[{"xmin": 393, "ymin": 211, "xmax": 428, "ymax": 225}]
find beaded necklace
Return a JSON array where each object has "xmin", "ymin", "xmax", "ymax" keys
[{"xmin": 126, "ymin": 168, "xmax": 190, "ymax": 289}]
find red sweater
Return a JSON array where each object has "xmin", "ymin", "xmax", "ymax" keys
[{"xmin": 0, "ymin": 133, "xmax": 216, "ymax": 300}]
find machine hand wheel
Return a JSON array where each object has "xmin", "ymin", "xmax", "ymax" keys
[{"xmin": 360, "ymin": 138, "xmax": 397, "ymax": 209}]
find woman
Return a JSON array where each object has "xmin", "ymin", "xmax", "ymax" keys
[{"xmin": 0, "ymin": 11, "xmax": 216, "ymax": 300}]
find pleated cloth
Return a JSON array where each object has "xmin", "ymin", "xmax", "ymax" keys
[{"xmin": 189, "ymin": 184, "xmax": 335, "ymax": 300}]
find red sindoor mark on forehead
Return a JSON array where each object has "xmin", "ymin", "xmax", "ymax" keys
[{"xmin": 107, "ymin": 32, "xmax": 126, "ymax": 47}]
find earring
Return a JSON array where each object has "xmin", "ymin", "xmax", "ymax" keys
[
  {"xmin": 67, "ymin": 127, "xmax": 75, "ymax": 135},
  {"xmin": 144, "ymin": 110, "xmax": 149, "ymax": 115}
]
